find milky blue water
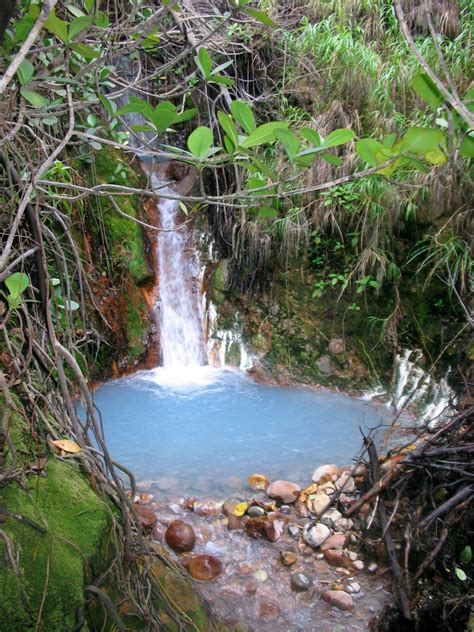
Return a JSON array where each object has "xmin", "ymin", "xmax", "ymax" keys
[{"xmin": 90, "ymin": 367, "xmax": 394, "ymax": 497}]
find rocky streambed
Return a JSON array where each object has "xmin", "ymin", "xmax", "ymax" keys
[{"xmin": 132, "ymin": 463, "xmax": 393, "ymax": 631}]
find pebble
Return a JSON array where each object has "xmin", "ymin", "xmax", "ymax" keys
[
  {"xmin": 312, "ymin": 464, "xmax": 339, "ymax": 484},
  {"xmin": 324, "ymin": 549, "xmax": 351, "ymax": 568},
  {"xmin": 320, "ymin": 533, "xmax": 347, "ymax": 551},
  {"xmin": 287, "ymin": 524, "xmax": 300, "ymax": 539},
  {"xmin": 322, "ymin": 590, "xmax": 354, "ymax": 611},
  {"xmin": 187, "ymin": 554, "xmax": 223, "ymax": 581},
  {"xmin": 247, "ymin": 505, "xmax": 265, "ymax": 518},
  {"xmin": 335, "ymin": 473, "xmax": 356, "ymax": 492},
  {"xmin": 306, "ymin": 492, "xmax": 331, "ymax": 516},
  {"xmin": 247, "ymin": 473, "xmax": 270, "ymax": 491},
  {"xmin": 253, "ymin": 569, "xmax": 268, "ymax": 583},
  {"xmin": 352, "ymin": 560, "xmax": 364, "ymax": 571},
  {"xmin": 346, "ymin": 582, "xmax": 361, "ymax": 594},
  {"xmin": 290, "ymin": 572, "xmax": 313, "ymax": 592},
  {"xmin": 280, "ymin": 550, "xmax": 298, "ymax": 567},
  {"xmin": 165, "ymin": 520, "xmax": 196, "ymax": 553},
  {"xmin": 193, "ymin": 500, "xmax": 223, "ymax": 517},
  {"xmin": 267, "ymin": 480, "xmax": 301, "ymax": 504},
  {"xmin": 302, "ymin": 523, "xmax": 331, "ymax": 549},
  {"xmin": 236, "ymin": 561, "xmax": 258, "ymax": 576},
  {"xmin": 368, "ymin": 562, "xmax": 378, "ymax": 573},
  {"xmin": 246, "ymin": 580, "xmax": 258, "ymax": 595},
  {"xmin": 348, "ymin": 551, "xmax": 358, "ymax": 561}
]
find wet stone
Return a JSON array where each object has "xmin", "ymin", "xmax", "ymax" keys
[
  {"xmin": 290, "ymin": 572, "xmax": 313, "ymax": 592},
  {"xmin": 193, "ymin": 499, "xmax": 223, "ymax": 516},
  {"xmin": 187, "ymin": 554, "xmax": 223, "ymax": 581},
  {"xmin": 258, "ymin": 599, "xmax": 280, "ymax": 620},
  {"xmin": 320, "ymin": 533, "xmax": 347, "ymax": 551},
  {"xmin": 312, "ymin": 464, "xmax": 339, "ymax": 484},
  {"xmin": 267, "ymin": 480, "xmax": 301, "ymax": 504},
  {"xmin": 352, "ymin": 560, "xmax": 364, "ymax": 571},
  {"xmin": 165, "ymin": 520, "xmax": 196, "ymax": 553},
  {"xmin": 133, "ymin": 503, "xmax": 157, "ymax": 534},
  {"xmin": 303, "ymin": 523, "xmax": 331, "ymax": 549},
  {"xmin": 322, "ymin": 590, "xmax": 354, "ymax": 611},
  {"xmin": 324, "ymin": 549, "xmax": 351, "ymax": 567},
  {"xmin": 247, "ymin": 473, "xmax": 270, "ymax": 491},
  {"xmin": 247, "ymin": 505, "xmax": 265, "ymax": 518},
  {"xmin": 280, "ymin": 550, "xmax": 298, "ymax": 567},
  {"xmin": 288, "ymin": 524, "xmax": 300, "ymax": 539}
]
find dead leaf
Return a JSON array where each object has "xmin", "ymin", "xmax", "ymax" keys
[
  {"xmin": 51, "ymin": 439, "xmax": 81, "ymax": 454},
  {"xmin": 233, "ymin": 501, "xmax": 249, "ymax": 517}
]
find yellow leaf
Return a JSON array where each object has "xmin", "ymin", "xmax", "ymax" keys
[
  {"xmin": 425, "ymin": 149, "xmax": 447, "ymax": 165},
  {"xmin": 302, "ymin": 483, "xmax": 318, "ymax": 495},
  {"xmin": 233, "ymin": 501, "xmax": 249, "ymax": 517},
  {"xmin": 51, "ymin": 439, "xmax": 81, "ymax": 454}
]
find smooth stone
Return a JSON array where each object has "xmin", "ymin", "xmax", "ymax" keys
[
  {"xmin": 322, "ymin": 590, "xmax": 354, "ymax": 611},
  {"xmin": 247, "ymin": 473, "xmax": 270, "ymax": 491},
  {"xmin": 193, "ymin": 500, "xmax": 223, "ymax": 516},
  {"xmin": 320, "ymin": 533, "xmax": 347, "ymax": 551},
  {"xmin": 335, "ymin": 473, "xmax": 356, "ymax": 492},
  {"xmin": 246, "ymin": 580, "xmax": 258, "ymax": 595},
  {"xmin": 165, "ymin": 520, "xmax": 196, "ymax": 553},
  {"xmin": 227, "ymin": 514, "xmax": 243, "ymax": 531},
  {"xmin": 247, "ymin": 505, "xmax": 265, "ymax": 518},
  {"xmin": 321, "ymin": 508, "xmax": 353, "ymax": 531},
  {"xmin": 280, "ymin": 550, "xmax": 298, "ymax": 567},
  {"xmin": 328, "ymin": 338, "xmax": 346, "ymax": 355},
  {"xmin": 295, "ymin": 499, "xmax": 309, "ymax": 517},
  {"xmin": 302, "ymin": 523, "xmax": 331, "ymax": 549},
  {"xmin": 306, "ymin": 492, "xmax": 331, "ymax": 516},
  {"xmin": 348, "ymin": 551, "xmax": 358, "ymax": 561},
  {"xmin": 253, "ymin": 569, "xmax": 268, "ymax": 583},
  {"xmin": 352, "ymin": 560, "xmax": 364, "ymax": 571},
  {"xmin": 133, "ymin": 503, "xmax": 157, "ymax": 534},
  {"xmin": 290, "ymin": 572, "xmax": 313, "ymax": 592},
  {"xmin": 346, "ymin": 582, "xmax": 361, "ymax": 594},
  {"xmin": 368, "ymin": 562, "xmax": 378, "ymax": 573},
  {"xmin": 187, "ymin": 554, "xmax": 223, "ymax": 581},
  {"xmin": 312, "ymin": 464, "xmax": 339, "ymax": 484},
  {"xmin": 324, "ymin": 549, "xmax": 351, "ymax": 568},
  {"xmin": 267, "ymin": 480, "xmax": 301, "ymax": 504},
  {"xmin": 288, "ymin": 524, "xmax": 300, "ymax": 539}
]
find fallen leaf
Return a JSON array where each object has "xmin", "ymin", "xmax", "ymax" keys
[
  {"xmin": 51, "ymin": 439, "xmax": 81, "ymax": 454},
  {"xmin": 233, "ymin": 501, "xmax": 249, "ymax": 517}
]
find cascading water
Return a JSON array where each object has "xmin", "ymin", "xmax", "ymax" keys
[{"xmin": 150, "ymin": 172, "xmax": 207, "ymax": 369}]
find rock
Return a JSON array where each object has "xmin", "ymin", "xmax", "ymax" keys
[
  {"xmin": 335, "ymin": 473, "xmax": 356, "ymax": 493},
  {"xmin": 152, "ymin": 523, "xmax": 166, "ymax": 542},
  {"xmin": 346, "ymin": 582, "xmax": 361, "ymax": 594},
  {"xmin": 247, "ymin": 473, "xmax": 270, "ymax": 491},
  {"xmin": 368, "ymin": 562, "xmax": 378, "ymax": 573},
  {"xmin": 267, "ymin": 480, "xmax": 301, "ymax": 504},
  {"xmin": 316, "ymin": 355, "xmax": 333, "ymax": 376},
  {"xmin": 193, "ymin": 500, "xmax": 223, "ymax": 517},
  {"xmin": 320, "ymin": 508, "xmax": 350, "ymax": 531},
  {"xmin": 280, "ymin": 550, "xmax": 298, "ymax": 567},
  {"xmin": 306, "ymin": 492, "xmax": 331, "ymax": 516},
  {"xmin": 187, "ymin": 554, "xmax": 223, "ymax": 581},
  {"xmin": 223, "ymin": 499, "xmax": 240, "ymax": 517},
  {"xmin": 348, "ymin": 551, "xmax": 358, "ymax": 561},
  {"xmin": 312, "ymin": 464, "xmax": 339, "ymax": 484},
  {"xmin": 288, "ymin": 524, "xmax": 300, "ymax": 539},
  {"xmin": 245, "ymin": 513, "xmax": 287, "ymax": 543},
  {"xmin": 165, "ymin": 520, "xmax": 196, "ymax": 553},
  {"xmin": 322, "ymin": 590, "xmax": 354, "ymax": 611},
  {"xmin": 245, "ymin": 517, "xmax": 269, "ymax": 541},
  {"xmin": 352, "ymin": 560, "xmax": 364, "ymax": 571},
  {"xmin": 302, "ymin": 523, "xmax": 331, "ymax": 549},
  {"xmin": 247, "ymin": 505, "xmax": 265, "ymax": 518},
  {"xmin": 237, "ymin": 561, "xmax": 258, "ymax": 576},
  {"xmin": 183, "ymin": 496, "xmax": 198, "ymax": 511},
  {"xmin": 227, "ymin": 514, "xmax": 243, "ymax": 531},
  {"xmin": 137, "ymin": 492, "xmax": 153, "ymax": 504},
  {"xmin": 323, "ymin": 549, "xmax": 351, "ymax": 567},
  {"xmin": 133, "ymin": 503, "xmax": 157, "ymax": 534},
  {"xmin": 290, "ymin": 572, "xmax": 313, "ymax": 592},
  {"xmin": 320, "ymin": 533, "xmax": 347, "ymax": 551},
  {"xmin": 279, "ymin": 505, "xmax": 291, "ymax": 514},
  {"xmin": 254, "ymin": 569, "xmax": 268, "ymax": 583},
  {"xmin": 353, "ymin": 463, "xmax": 367, "ymax": 477},
  {"xmin": 246, "ymin": 580, "xmax": 258, "ymax": 595},
  {"xmin": 259, "ymin": 599, "xmax": 280, "ymax": 620},
  {"xmin": 295, "ymin": 499, "xmax": 309, "ymax": 517},
  {"xmin": 328, "ymin": 338, "xmax": 346, "ymax": 355}
]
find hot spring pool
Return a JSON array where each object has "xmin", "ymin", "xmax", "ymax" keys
[{"xmin": 89, "ymin": 367, "xmax": 395, "ymax": 497}]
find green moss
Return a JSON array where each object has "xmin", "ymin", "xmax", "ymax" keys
[
  {"xmin": 0, "ymin": 458, "xmax": 113, "ymax": 631},
  {"xmin": 125, "ymin": 296, "xmax": 148, "ymax": 360}
]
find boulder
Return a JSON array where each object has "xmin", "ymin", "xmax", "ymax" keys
[
  {"xmin": 165, "ymin": 520, "xmax": 196, "ymax": 553},
  {"xmin": 267, "ymin": 480, "xmax": 301, "ymax": 504}
]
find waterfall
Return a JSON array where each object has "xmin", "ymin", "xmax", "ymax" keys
[{"xmin": 150, "ymin": 172, "xmax": 208, "ymax": 368}]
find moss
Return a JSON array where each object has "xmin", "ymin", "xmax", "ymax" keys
[
  {"xmin": 125, "ymin": 294, "xmax": 148, "ymax": 360},
  {"xmin": 0, "ymin": 458, "xmax": 113, "ymax": 631}
]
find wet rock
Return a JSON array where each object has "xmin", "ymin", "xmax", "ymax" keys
[
  {"xmin": 258, "ymin": 599, "xmax": 280, "ymax": 620},
  {"xmin": 227, "ymin": 514, "xmax": 243, "ymax": 531},
  {"xmin": 245, "ymin": 517, "xmax": 269, "ymax": 541},
  {"xmin": 237, "ymin": 561, "xmax": 259, "ymax": 576},
  {"xmin": 368, "ymin": 562, "xmax": 378, "ymax": 573},
  {"xmin": 152, "ymin": 523, "xmax": 166, "ymax": 542},
  {"xmin": 288, "ymin": 524, "xmax": 300, "ymax": 539},
  {"xmin": 290, "ymin": 572, "xmax": 313, "ymax": 592},
  {"xmin": 267, "ymin": 480, "xmax": 301, "ymax": 504},
  {"xmin": 320, "ymin": 508, "xmax": 352, "ymax": 531},
  {"xmin": 165, "ymin": 520, "xmax": 196, "ymax": 553},
  {"xmin": 183, "ymin": 496, "xmax": 198, "ymax": 511},
  {"xmin": 320, "ymin": 533, "xmax": 347, "ymax": 551},
  {"xmin": 193, "ymin": 499, "xmax": 223, "ymax": 517},
  {"xmin": 133, "ymin": 503, "xmax": 157, "ymax": 534},
  {"xmin": 245, "ymin": 512, "xmax": 287, "ymax": 543},
  {"xmin": 329, "ymin": 338, "xmax": 346, "ymax": 355},
  {"xmin": 312, "ymin": 464, "xmax": 339, "ymax": 484},
  {"xmin": 247, "ymin": 505, "xmax": 265, "ymax": 518},
  {"xmin": 306, "ymin": 492, "xmax": 331, "ymax": 516},
  {"xmin": 187, "ymin": 554, "xmax": 223, "ymax": 581},
  {"xmin": 335, "ymin": 472, "xmax": 356, "ymax": 492},
  {"xmin": 352, "ymin": 560, "xmax": 364, "ymax": 571},
  {"xmin": 280, "ymin": 550, "xmax": 298, "ymax": 567},
  {"xmin": 279, "ymin": 504, "xmax": 291, "ymax": 514},
  {"xmin": 295, "ymin": 499, "xmax": 310, "ymax": 517},
  {"xmin": 137, "ymin": 492, "xmax": 153, "ymax": 504},
  {"xmin": 247, "ymin": 473, "xmax": 270, "ymax": 491},
  {"xmin": 246, "ymin": 580, "xmax": 258, "ymax": 595},
  {"xmin": 322, "ymin": 590, "xmax": 354, "ymax": 611},
  {"xmin": 324, "ymin": 549, "xmax": 351, "ymax": 567},
  {"xmin": 346, "ymin": 582, "xmax": 361, "ymax": 594},
  {"xmin": 303, "ymin": 523, "xmax": 331, "ymax": 548}
]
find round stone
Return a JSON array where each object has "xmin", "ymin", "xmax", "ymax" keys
[
  {"xmin": 165, "ymin": 520, "xmax": 196, "ymax": 553},
  {"xmin": 187, "ymin": 554, "xmax": 223, "ymax": 581},
  {"xmin": 290, "ymin": 572, "xmax": 313, "ymax": 592},
  {"xmin": 322, "ymin": 590, "xmax": 354, "ymax": 611},
  {"xmin": 247, "ymin": 473, "xmax": 270, "ymax": 491},
  {"xmin": 267, "ymin": 480, "xmax": 301, "ymax": 504},
  {"xmin": 280, "ymin": 550, "xmax": 298, "ymax": 567},
  {"xmin": 247, "ymin": 505, "xmax": 266, "ymax": 518},
  {"xmin": 312, "ymin": 464, "xmax": 339, "ymax": 484},
  {"xmin": 303, "ymin": 523, "xmax": 331, "ymax": 549}
]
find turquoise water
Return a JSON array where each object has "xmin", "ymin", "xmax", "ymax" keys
[{"xmin": 90, "ymin": 367, "xmax": 393, "ymax": 496}]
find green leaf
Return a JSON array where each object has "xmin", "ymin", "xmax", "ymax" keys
[
  {"xmin": 258, "ymin": 206, "xmax": 278, "ymax": 218},
  {"xmin": 460, "ymin": 546, "xmax": 472, "ymax": 565},
  {"xmin": 218, "ymin": 111, "xmax": 239, "ymax": 148},
  {"xmin": 99, "ymin": 95, "xmax": 117, "ymax": 118},
  {"xmin": 240, "ymin": 122, "xmax": 289, "ymax": 148},
  {"xmin": 5, "ymin": 273, "xmax": 29, "ymax": 298},
  {"xmin": 58, "ymin": 298, "xmax": 80, "ymax": 311},
  {"xmin": 84, "ymin": 0, "xmax": 94, "ymax": 13},
  {"xmin": 454, "ymin": 567, "xmax": 467, "ymax": 581},
  {"xmin": 301, "ymin": 128, "xmax": 322, "ymax": 146},
  {"xmin": 243, "ymin": 7, "xmax": 276, "ymax": 26},
  {"xmin": 17, "ymin": 59, "xmax": 34, "ymax": 85},
  {"xmin": 69, "ymin": 15, "xmax": 93, "ymax": 40},
  {"xmin": 116, "ymin": 101, "xmax": 151, "ymax": 117},
  {"xmin": 212, "ymin": 60, "xmax": 234, "ymax": 75},
  {"xmin": 174, "ymin": 108, "xmax": 198, "ymax": 123},
  {"xmin": 460, "ymin": 132, "xmax": 474, "ymax": 158},
  {"xmin": 94, "ymin": 11, "xmax": 109, "ymax": 28},
  {"xmin": 274, "ymin": 128, "xmax": 299, "ymax": 160},
  {"xmin": 187, "ymin": 126, "xmax": 213, "ymax": 158},
  {"xmin": 67, "ymin": 5, "xmax": 86, "ymax": 18},
  {"xmin": 44, "ymin": 10, "xmax": 68, "ymax": 42},
  {"xmin": 413, "ymin": 73, "xmax": 442, "ymax": 110},
  {"xmin": 209, "ymin": 75, "xmax": 235, "ymax": 86},
  {"xmin": 402, "ymin": 127, "xmax": 446, "ymax": 154},
  {"xmin": 320, "ymin": 152, "xmax": 343, "ymax": 166},
  {"xmin": 196, "ymin": 47, "xmax": 213, "ymax": 78},
  {"xmin": 70, "ymin": 43, "xmax": 101, "ymax": 59},
  {"xmin": 149, "ymin": 102, "xmax": 177, "ymax": 133},
  {"xmin": 230, "ymin": 100, "xmax": 256, "ymax": 134},
  {"xmin": 356, "ymin": 138, "xmax": 383, "ymax": 167},
  {"xmin": 321, "ymin": 128, "xmax": 355, "ymax": 148},
  {"xmin": 20, "ymin": 87, "xmax": 49, "ymax": 108}
]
